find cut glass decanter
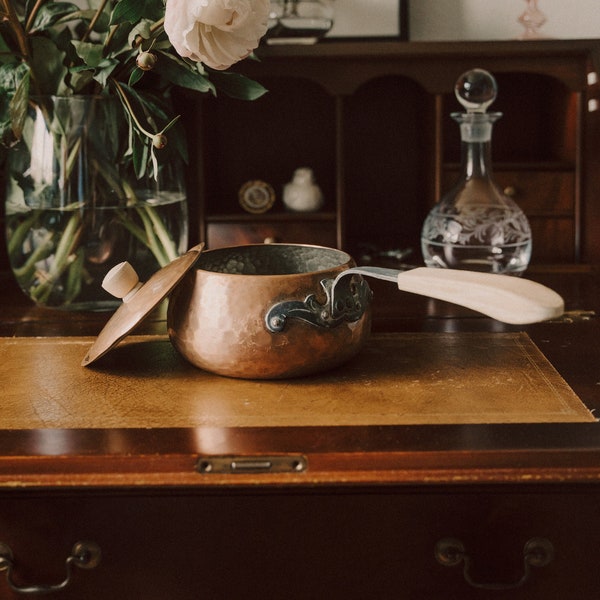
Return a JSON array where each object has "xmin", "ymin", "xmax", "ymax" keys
[{"xmin": 420, "ymin": 69, "xmax": 532, "ymax": 275}]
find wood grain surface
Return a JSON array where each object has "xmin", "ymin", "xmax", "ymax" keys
[{"xmin": 1, "ymin": 332, "xmax": 593, "ymax": 429}]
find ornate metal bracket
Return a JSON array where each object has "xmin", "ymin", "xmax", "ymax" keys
[
  {"xmin": 434, "ymin": 537, "xmax": 554, "ymax": 591},
  {"xmin": 265, "ymin": 273, "xmax": 372, "ymax": 332},
  {"xmin": 0, "ymin": 541, "xmax": 101, "ymax": 595}
]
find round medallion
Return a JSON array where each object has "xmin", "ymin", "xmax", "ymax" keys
[{"xmin": 239, "ymin": 180, "xmax": 276, "ymax": 214}]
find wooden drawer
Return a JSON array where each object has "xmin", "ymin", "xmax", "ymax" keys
[
  {"xmin": 529, "ymin": 216, "xmax": 576, "ymax": 262},
  {"xmin": 1, "ymin": 487, "xmax": 599, "ymax": 599},
  {"xmin": 440, "ymin": 170, "xmax": 576, "ymax": 262},
  {"xmin": 493, "ymin": 171, "xmax": 575, "ymax": 216},
  {"xmin": 206, "ymin": 219, "xmax": 338, "ymax": 249},
  {"xmin": 441, "ymin": 170, "xmax": 575, "ymax": 216}
]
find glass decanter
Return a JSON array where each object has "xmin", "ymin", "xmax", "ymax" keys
[
  {"xmin": 421, "ymin": 69, "xmax": 532, "ymax": 275},
  {"xmin": 266, "ymin": 0, "xmax": 334, "ymax": 44}
]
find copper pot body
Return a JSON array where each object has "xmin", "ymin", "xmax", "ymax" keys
[{"xmin": 167, "ymin": 244, "xmax": 372, "ymax": 379}]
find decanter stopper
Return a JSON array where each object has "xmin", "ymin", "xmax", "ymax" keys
[{"xmin": 454, "ymin": 68, "xmax": 498, "ymax": 113}]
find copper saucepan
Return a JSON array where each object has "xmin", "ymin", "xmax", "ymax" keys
[{"xmin": 83, "ymin": 243, "xmax": 564, "ymax": 379}]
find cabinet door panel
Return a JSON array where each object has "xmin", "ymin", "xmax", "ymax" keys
[
  {"xmin": 493, "ymin": 171, "xmax": 575, "ymax": 215},
  {"xmin": 0, "ymin": 489, "xmax": 598, "ymax": 599}
]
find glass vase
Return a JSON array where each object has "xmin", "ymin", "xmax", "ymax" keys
[
  {"xmin": 4, "ymin": 95, "xmax": 188, "ymax": 310},
  {"xmin": 421, "ymin": 69, "xmax": 532, "ymax": 275}
]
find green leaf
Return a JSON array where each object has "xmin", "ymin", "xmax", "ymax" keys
[
  {"xmin": 128, "ymin": 19, "xmax": 153, "ymax": 46},
  {"xmin": 104, "ymin": 21, "xmax": 135, "ymax": 57},
  {"xmin": 56, "ymin": 9, "xmax": 111, "ymax": 34},
  {"xmin": 67, "ymin": 68, "xmax": 95, "ymax": 94},
  {"xmin": 0, "ymin": 62, "xmax": 26, "ymax": 93},
  {"xmin": 115, "ymin": 82, "xmax": 188, "ymax": 169},
  {"xmin": 9, "ymin": 71, "xmax": 30, "ymax": 140},
  {"xmin": 92, "ymin": 59, "xmax": 120, "ymax": 87},
  {"xmin": 0, "ymin": 32, "xmax": 12, "ymax": 57},
  {"xmin": 71, "ymin": 40, "xmax": 104, "ymax": 68},
  {"xmin": 29, "ymin": 3, "xmax": 80, "ymax": 32},
  {"xmin": 70, "ymin": 40, "xmax": 121, "ymax": 90},
  {"xmin": 0, "ymin": 62, "xmax": 30, "ymax": 146},
  {"xmin": 29, "ymin": 37, "xmax": 68, "ymax": 95},
  {"xmin": 132, "ymin": 130, "xmax": 150, "ymax": 179},
  {"xmin": 153, "ymin": 52, "xmax": 215, "ymax": 94},
  {"xmin": 128, "ymin": 67, "xmax": 144, "ymax": 87},
  {"xmin": 110, "ymin": 0, "xmax": 164, "ymax": 25},
  {"xmin": 207, "ymin": 70, "xmax": 268, "ymax": 101}
]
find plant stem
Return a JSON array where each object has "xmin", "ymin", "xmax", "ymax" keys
[
  {"xmin": 132, "ymin": 18, "xmax": 165, "ymax": 49},
  {"xmin": 135, "ymin": 206, "xmax": 169, "ymax": 266},
  {"xmin": 7, "ymin": 210, "xmax": 40, "ymax": 257},
  {"xmin": 1, "ymin": 0, "xmax": 30, "ymax": 58},
  {"xmin": 114, "ymin": 209, "xmax": 149, "ymax": 246},
  {"xmin": 24, "ymin": 0, "xmax": 48, "ymax": 33},
  {"xmin": 31, "ymin": 252, "xmax": 77, "ymax": 304},
  {"xmin": 81, "ymin": 0, "xmax": 110, "ymax": 43},
  {"xmin": 64, "ymin": 248, "xmax": 84, "ymax": 303},
  {"xmin": 145, "ymin": 205, "xmax": 178, "ymax": 263},
  {"xmin": 112, "ymin": 80, "xmax": 155, "ymax": 139},
  {"xmin": 29, "ymin": 212, "xmax": 82, "ymax": 303},
  {"xmin": 49, "ymin": 212, "xmax": 82, "ymax": 278},
  {"xmin": 12, "ymin": 230, "xmax": 54, "ymax": 284}
]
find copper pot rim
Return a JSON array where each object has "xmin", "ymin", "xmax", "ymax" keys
[{"xmin": 193, "ymin": 243, "xmax": 355, "ymax": 279}]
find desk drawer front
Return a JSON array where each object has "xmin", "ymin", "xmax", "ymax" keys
[{"xmin": 0, "ymin": 489, "xmax": 597, "ymax": 599}]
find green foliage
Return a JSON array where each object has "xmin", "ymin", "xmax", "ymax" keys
[
  {"xmin": 0, "ymin": 0, "xmax": 267, "ymax": 175},
  {"xmin": 28, "ymin": 3, "xmax": 81, "ymax": 32},
  {"xmin": 110, "ymin": 0, "xmax": 165, "ymax": 25},
  {"xmin": 208, "ymin": 70, "xmax": 268, "ymax": 101}
]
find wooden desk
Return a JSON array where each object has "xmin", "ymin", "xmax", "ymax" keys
[{"xmin": 0, "ymin": 267, "xmax": 599, "ymax": 599}]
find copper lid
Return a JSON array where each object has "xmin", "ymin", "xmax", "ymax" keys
[{"xmin": 81, "ymin": 244, "xmax": 204, "ymax": 367}]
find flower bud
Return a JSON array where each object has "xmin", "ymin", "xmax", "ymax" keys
[
  {"xmin": 136, "ymin": 51, "xmax": 157, "ymax": 71},
  {"xmin": 152, "ymin": 133, "xmax": 168, "ymax": 149}
]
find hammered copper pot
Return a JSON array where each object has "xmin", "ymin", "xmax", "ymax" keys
[
  {"xmin": 83, "ymin": 242, "xmax": 565, "ymax": 380},
  {"xmin": 167, "ymin": 244, "xmax": 373, "ymax": 379}
]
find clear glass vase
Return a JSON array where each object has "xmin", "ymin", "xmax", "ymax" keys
[
  {"xmin": 421, "ymin": 69, "xmax": 532, "ymax": 275},
  {"xmin": 4, "ymin": 96, "xmax": 188, "ymax": 310}
]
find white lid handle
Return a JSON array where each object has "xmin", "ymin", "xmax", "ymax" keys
[{"xmin": 102, "ymin": 262, "xmax": 143, "ymax": 303}]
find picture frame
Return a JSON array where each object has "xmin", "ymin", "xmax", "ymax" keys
[{"xmin": 326, "ymin": 0, "xmax": 409, "ymax": 41}]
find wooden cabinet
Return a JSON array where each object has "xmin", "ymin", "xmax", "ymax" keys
[
  {"xmin": 2, "ymin": 40, "xmax": 600, "ymax": 272},
  {"xmin": 179, "ymin": 39, "xmax": 600, "ymax": 265},
  {"xmin": 0, "ymin": 264, "xmax": 600, "ymax": 598},
  {"xmin": 1, "ymin": 486, "xmax": 600, "ymax": 599},
  {"xmin": 2, "ymin": 40, "xmax": 600, "ymax": 599}
]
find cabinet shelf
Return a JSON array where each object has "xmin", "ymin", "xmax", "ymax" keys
[
  {"xmin": 207, "ymin": 211, "xmax": 337, "ymax": 223},
  {"xmin": 179, "ymin": 39, "xmax": 600, "ymax": 264},
  {"xmin": 442, "ymin": 160, "xmax": 576, "ymax": 172}
]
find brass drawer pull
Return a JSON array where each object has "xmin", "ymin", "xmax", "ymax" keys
[
  {"xmin": 0, "ymin": 541, "xmax": 101, "ymax": 595},
  {"xmin": 197, "ymin": 455, "xmax": 307, "ymax": 474},
  {"xmin": 434, "ymin": 537, "xmax": 554, "ymax": 591}
]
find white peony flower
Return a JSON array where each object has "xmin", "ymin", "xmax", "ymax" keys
[{"xmin": 164, "ymin": 0, "xmax": 270, "ymax": 70}]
